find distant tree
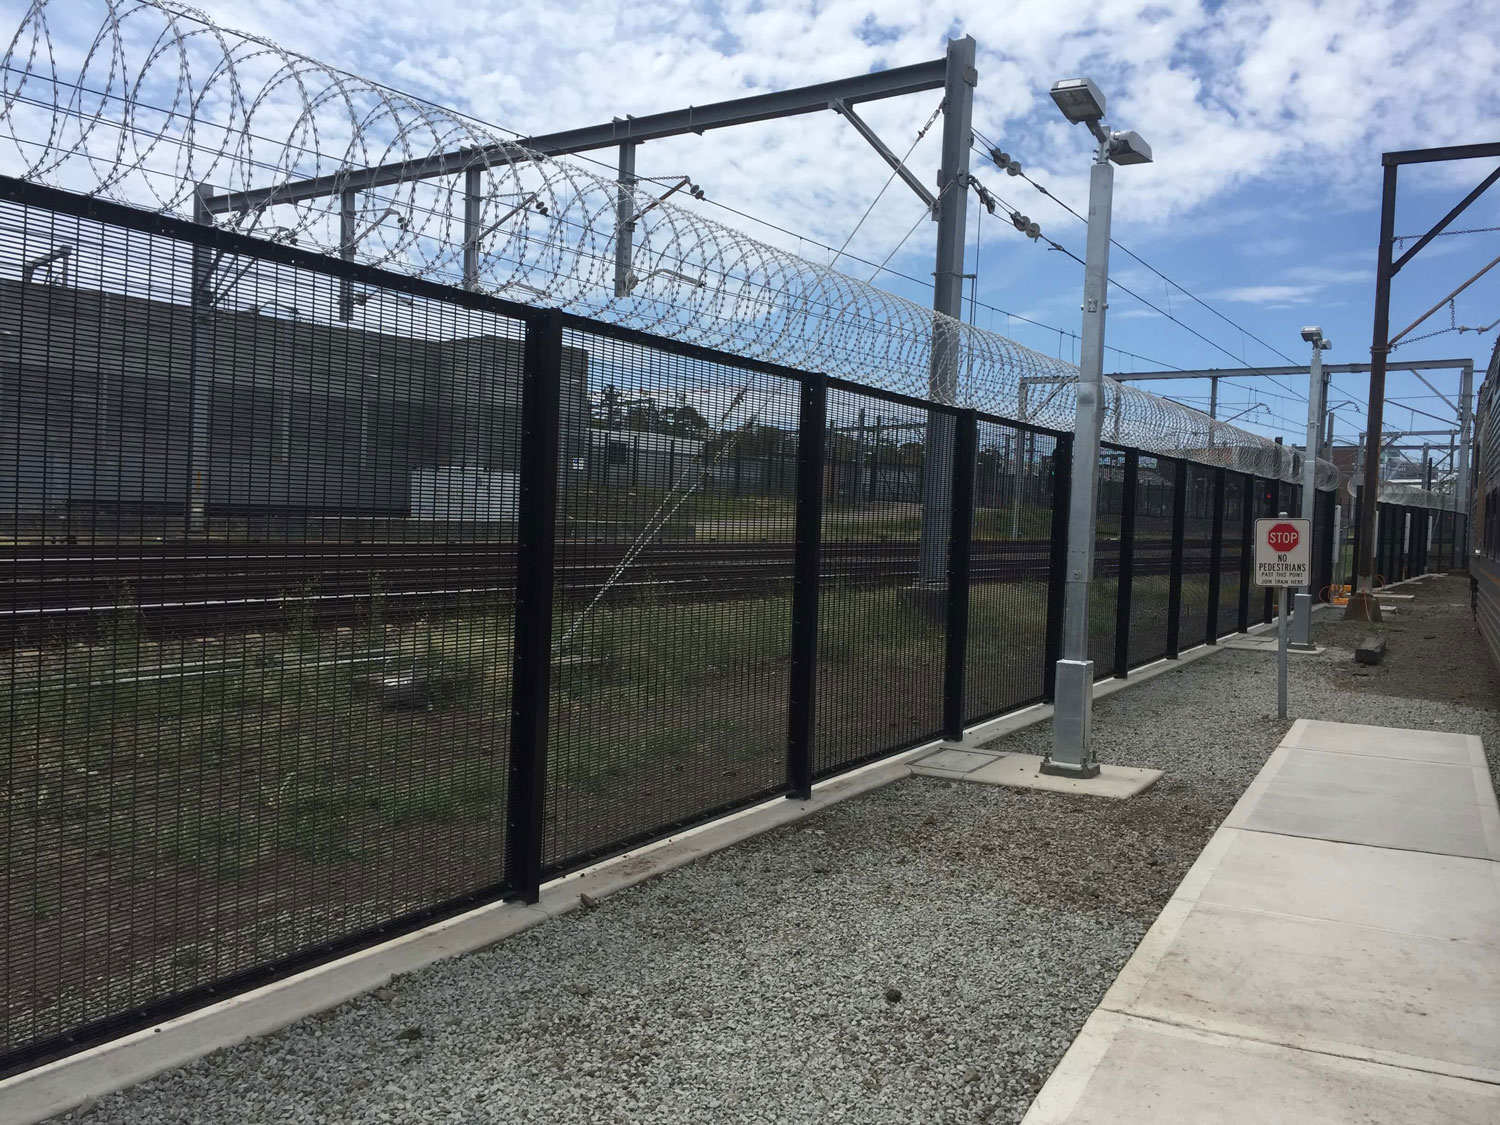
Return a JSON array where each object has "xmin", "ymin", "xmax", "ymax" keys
[
  {"xmin": 595, "ymin": 384, "xmax": 624, "ymax": 429},
  {"xmin": 624, "ymin": 401, "xmax": 664, "ymax": 432},
  {"xmin": 660, "ymin": 404, "xmax": 710, "ymax": 439}
]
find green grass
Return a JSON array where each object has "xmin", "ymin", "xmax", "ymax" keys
[{"xmin": 2, "ymin": 554, "xmax": 1180, "ymax": 885}]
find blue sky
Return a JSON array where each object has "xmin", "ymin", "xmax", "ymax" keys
[{"xmin": 18, "ymin": 0, "xmax": 1500, "ymax": 454}]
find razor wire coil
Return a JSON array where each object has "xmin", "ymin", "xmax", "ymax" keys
[{"xmin": 0, "ymin": 0, "xmax": 1339, "ymax": 487}]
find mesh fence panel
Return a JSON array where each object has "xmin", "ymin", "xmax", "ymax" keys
[
  {"xmin": 964, "ymin": 420, "xmax": 1056, "ymax": 722},
  {"xmin": 814, "ymin": 389, "xmax": 945, "ymax": 774},
  {"xmin": 544, "ymin": 330, "xmax": 797, "ymax": 872},
  {"xmin": 1, "ymin": 198, "xmax": 520, "ymax": 1064},
  {"xmin": 1178, "ymin": 463, "xmax": 1215, "ymax": 650},
  {"xmin": 1091, "ymin": 449, "xmax": 1126, "ymax": 679},
  {"xmin": 1128, "ymin": 455, "xmax": 1175, "ymax": 668},
  {"xmin": 1218, "ymin": 474, "xmax": 1245, "ymax": 635}
]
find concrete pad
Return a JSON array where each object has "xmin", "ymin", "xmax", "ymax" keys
[
  {"xmin": 1184, "ymin": 830, "xmax": 1500, "ymax": 946},
  {"xmin": 909, "ymin": 745, "xmax": 1002, "ymax": 778},
  {"xmin": 1284, "ymin": 720, "xmax": 1478, "ymax": 765},
  {"xmin": 1221, "ymin": 634, "xmax": 1278, "ymax": 651},
  {"xmin": 1219, "ymin": 634, "xmax": 1322, "ymax": 654},
  {"xmin": 961, "ymin": 752, "xmax": 1162, "ymax": 799},
  {"xmin": 1023, "ymin": 1010, "xmax": 1500, "ymax": 1125},
  {"xmin": 1027, "ymin": 720, "xmax": 1500, "ymax": 1123},
  {"xmin": 1103, "ymin": 899, "xmax": 1500, "ymax": 1083},
  {"xmin": 1377, "ymin": 593, "xmax": 1416, "ymax": 599},
  {"xmin": 1227, "ymin": 747, "xmax": 1496, "ymax": 859}
]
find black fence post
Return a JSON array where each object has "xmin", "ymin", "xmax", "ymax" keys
[
  {"xmin": 1378, "ymin": 502, "xmax": 1388, "ymax": 583},
  {"xmin": 942, "ymin": 410, "xmax": 977, "ymax": 740},
  {"xmin": 1043, "ymin": 433, "xmax": 1073, "ymax": 702},
  {"xmin": 786, "ymin": 375, "xmax": 826, "ymax": 800},
  {"xmin": 1402, "ymin": 506, "xmax": 1411, "ymax": 579},
  {"xmin": 1114, "ymin": 450, "xmax": 1138, "ymax": 677},
  {"xmin": 1206, "ymin": 467, "xmax": 1226, "ymax": 645},
  {"xmin": 1238, "ymin": 474, "xmax": 1254, "ymax": 632},
  {"xmin": 1165, "ymin": 458, "xmax": 1188, "ymax": 658},
  {"xmin": 1383, "ymin": 504, "xmax": 1394, "ymax": 582},
  {"xmin": 1262, "ymin": 482, "xmax": 1276, "ymax": 624},
  {"xmin": 507, "ymin": 308, "xmax": 563, "ymax": 905}
]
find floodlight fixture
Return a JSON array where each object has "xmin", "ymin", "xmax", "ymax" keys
[
  {"xmin": 1107, "ymin": 130, "xmax": 1153, "ymax": 166},
  {"xmin": 1049, "ymin": 78, "xmax": 1105, "ymax": 125},
  {"xmin": 1300, "ymin": 325, "xmax": 1331, "ymax": 349}
]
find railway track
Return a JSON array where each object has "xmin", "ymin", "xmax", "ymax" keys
[{"xmin": 2, "ymin": 537, "xmax": 1223, "ymax": 638}]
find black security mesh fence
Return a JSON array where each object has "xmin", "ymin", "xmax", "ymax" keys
[
  {"xmin": 1128, "ymin": 455, "xmax": 1175, "ymax": 668},
  {"xmin": 964, "ymin": 420, "xmax": 1056, "ymax": 722},
  {"xmin": 814, "ymin": 389, "xmax": 946, "ymax": 775},
  {"xmin": 2, "ymin": 193, "xmax": 522, "ymax": 1067},
  {"xmin": 1178, "ymin": 463, "xmax": 1215, "ymax": 650},
  {"xmin": 543, "ymin": 329, "xmax": 798, "ymax": 873},
  {"xmin": 1218, "ymin": 473, "xmax": 1245, "ymax": 635},
  {"xmin": 4, "ymin": 176, "xmax": 1385, "ymax": 1075}
]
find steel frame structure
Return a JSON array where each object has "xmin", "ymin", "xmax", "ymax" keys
[
  {"xmin": 201, "ymin": 41, "xmax": 978, "ymax": 584},
  {"xmin": 1346, "ymin": 142, "xmax": 1500, "ymax": 620}
]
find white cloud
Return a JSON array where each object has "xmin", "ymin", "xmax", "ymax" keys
[
  {"xmin": 1210, "ymin": 264, "xmax": 1371, "ymax": 307},
  {"xmin": 182, "ymin": 0, "xmax": 1500, "ymax": 260}
]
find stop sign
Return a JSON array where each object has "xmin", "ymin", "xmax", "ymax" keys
[{"xmin": 1267, "ymin": 522, "xmax": 1300, "ymax": 552}]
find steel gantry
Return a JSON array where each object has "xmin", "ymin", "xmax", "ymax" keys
[{"xmin": 199, "ymin": 40, "xmax": 981, "ymax": 588}]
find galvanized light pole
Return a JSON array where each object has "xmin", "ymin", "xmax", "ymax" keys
[
  {"xmin": 1041, "ymin": 79, "xmax": 1152, "ymax": 778},
  {"xmin": 1292, "ymin": 326, "xmax": 1330, "ymax": 649}
]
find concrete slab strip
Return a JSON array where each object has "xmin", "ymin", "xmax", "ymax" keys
[
  {"xmin": 1025, "ymin": 1010, "xmax": 1500, "ymax": 1125},
  {"xmin": 1024, "ymin": 717, "xmax": 1500, "ymax": 1123}
]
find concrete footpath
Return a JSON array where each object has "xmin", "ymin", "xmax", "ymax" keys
[{"xmin": 1024, "ymin": 719, "xmax": 1500, "ymax": 1124}]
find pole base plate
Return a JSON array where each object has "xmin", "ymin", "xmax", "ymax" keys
[
  {"xmin": 1039, "ymin": 756, "xmax": 1101, "ymax": 780},
  {"xmin": 1341, "ymin": 591, "xmax": 1384, "ymax": 623}
]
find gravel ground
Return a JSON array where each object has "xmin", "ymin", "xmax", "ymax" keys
[{"xmin": 68, "ymin": 575, "xmax": 1499, "ymax": 1125}]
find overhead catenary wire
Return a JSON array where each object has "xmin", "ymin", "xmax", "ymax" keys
[{"xmin": 972, "ymin": 129, "xmax": 1318, "ymax": 404}]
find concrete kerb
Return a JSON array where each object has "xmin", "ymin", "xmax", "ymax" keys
[{"xmin": 0, "ymin": 598, "xmax": 1347, "ymax": 1124}]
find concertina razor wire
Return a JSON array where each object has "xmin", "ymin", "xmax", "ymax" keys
[{"xmin": 1, "ymin": 0, "xmax": 1337, "ymax": 489}]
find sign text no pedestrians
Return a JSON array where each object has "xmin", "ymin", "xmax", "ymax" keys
[{"xmin": 1254, "ymin": 517, "xmax": 1311, "ymax": 587}]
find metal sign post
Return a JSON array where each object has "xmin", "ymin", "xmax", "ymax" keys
[{"xmin": 1255, "ymin": 512, "xmax": 1311, "ymax": 720}]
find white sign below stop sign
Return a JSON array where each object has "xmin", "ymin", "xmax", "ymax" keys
[{"xmin": 1255, "ymin": 517, "xmax": 1311, "ymax": 587}]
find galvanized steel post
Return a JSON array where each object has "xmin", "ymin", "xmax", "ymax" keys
[
  {"xmin": 1045, "ymin": 141, "xmax": 1113, "ymax": 778},
  {"xmin": 917, "ymin": 36, "xmax": 976, "ymax": 587},
  {"xmin": 1292, "ymin": 337, "xmax": 1326, "ymax": 648}
]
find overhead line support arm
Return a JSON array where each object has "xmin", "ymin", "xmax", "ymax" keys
[
  {"xmin": 830, "ymin": 99, "xmax": 939, "ymax": 213},
  {"xmin": 200, "ymin": 58, "xmax": 949, "ymax": 215}
]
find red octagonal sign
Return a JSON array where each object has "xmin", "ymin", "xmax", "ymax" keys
[{"xmin": 1267, "ymin": 522, "xmax": 1300, "ymax": 552}]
